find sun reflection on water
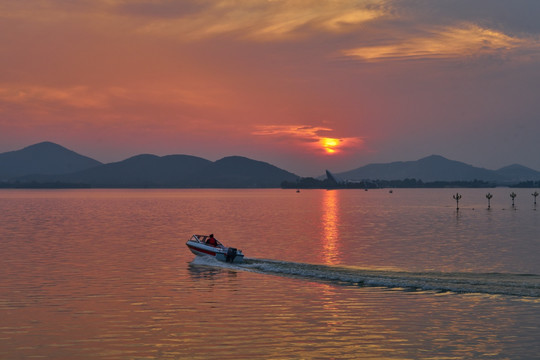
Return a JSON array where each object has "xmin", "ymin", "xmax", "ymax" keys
[{"xmin": 321, "ymin": 190, "xmax": 341, "ymax": 265}]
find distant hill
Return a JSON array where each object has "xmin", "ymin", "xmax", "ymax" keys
[
  {"xmin": 495, "ymin": 164, "xmax": 540, "ymax": 183},
  {"xmin": 0, "ymin": 142, "xmax": 102, "ymax": 181},
  {"xmin": 8, "ymin": 143, "xmax": 298, "ymax": 188},
  {"xmin": 195, "ymin": 156, "xmax": 298, "ymax": 188},
  {"xmin": 335, "ymin": 155, "xmax": 540, "ymax": 183},
  {"xmin": 46, "ymin": 154, "xmax": 214, "ymax": 187}
]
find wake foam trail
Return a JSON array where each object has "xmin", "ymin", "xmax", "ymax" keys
[
  {"xmin": 238, "ymin": 259, "xmax": 540, "ymax": 298},
  {"xmin": 190, "ymin": 255, "xmax": 242, "ymax": 269}
]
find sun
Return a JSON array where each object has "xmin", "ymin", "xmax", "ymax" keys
[{"xmin": 320, "ymin": 137, "xmax": 340, "ymax": 154}]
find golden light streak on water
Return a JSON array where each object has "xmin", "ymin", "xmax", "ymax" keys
[{"xmin": 321, "ymin": 189, "xmax": 340, "ymax": 264}]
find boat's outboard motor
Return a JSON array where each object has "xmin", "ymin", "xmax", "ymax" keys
[{"xmin": 226, "ymin": 247, "xmax": 237, "ymax": 263}]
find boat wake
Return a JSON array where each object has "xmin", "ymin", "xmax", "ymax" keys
[{"xmin": 190, "ymin": 256, "xmax": 540, "ymax": 298}]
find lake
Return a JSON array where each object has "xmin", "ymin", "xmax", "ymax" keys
[{"xmin": 1, "ymin": 188, "xmax": 539, "ymax": 359}]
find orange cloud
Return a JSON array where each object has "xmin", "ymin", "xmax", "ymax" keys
[
  {"xmin": 253, "ymin": 125, "xmax": 363, "ymax": 155},
  {"xmin": 133, "ymin": 0, "xmax": 388, "ymax": 41},
  {"xmin": 253, "ymin": 125, "xmax": 331, "ymax": 138},
  {"xmin": 343, "ymin": 23, "xmax": 536, "ymax": 61},
  {"xmin": 0, "ymin": 82, "xmax": 231, "ymax": 113},
  {"xmin": 0, "ymin": 85, "xmax": 109, "ymax": 109}
]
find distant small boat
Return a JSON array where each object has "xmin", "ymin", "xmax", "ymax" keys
[{"xmin": 186, "ymin": 234, "xmax": 244, "ymax": 263}]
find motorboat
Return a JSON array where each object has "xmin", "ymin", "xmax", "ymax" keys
[{"xmin": 186, "ymin": 234, "xmax": 244, "ymax": 264}]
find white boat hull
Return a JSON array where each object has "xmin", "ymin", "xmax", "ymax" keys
[{"xmin": 186, "ymin": 237, "xmax": 244, "ymax": 264}]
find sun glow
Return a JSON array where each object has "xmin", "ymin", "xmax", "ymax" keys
[
  {"xmin": 320, "ymin": 137, "xmax": 340, "ymax": 154},
  {"xmin": 252, "ymin": 125, "xmax": 363, "ymax": 156}
]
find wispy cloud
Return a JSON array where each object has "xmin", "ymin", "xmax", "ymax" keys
[
  {"xmin": 0, "ymin": 85, "xmax": 108, "ymax": 109},
  {"xmin": 132, "ymin": 0, "xmax": 389, "ymax": 41},
  {"xmin": 0, "ymin": 83, "xmax": 228, "ymax": 112},
  {"xmin": 343, "ymin": 23, "xmax": 539, "ymax": 61},
  {"xmin": 253, "ymin": 125, "xmax": 332, "ymax": 139}
]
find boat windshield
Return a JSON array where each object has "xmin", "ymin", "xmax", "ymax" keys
[
  {"xmin": 192, "ymin": 235, "xmax": 207, "ymax": 243},
  {"xmin": 191, "ymin": 234, "xmax": 223, "ymax": 246}
]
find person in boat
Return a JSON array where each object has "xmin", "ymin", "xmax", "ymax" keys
[{"xmin": 206, "ymin": 234, "xmax": 218, "ymax": 247}]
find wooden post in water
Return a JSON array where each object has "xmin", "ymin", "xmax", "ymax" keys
[
  {"xmin": 486, "ymin": 193, "xmax": 493, "ymax": 210},
  {"xmin": 510, "ymin": 192, "xmax": 517, "ymax": 208},
  {"xmin": 532, "ymin": 191, "xmax": 539, "ymax": 208},
  {"xmin": 453, "ymin": 192, "xmax": 462, "ymax": 211}
]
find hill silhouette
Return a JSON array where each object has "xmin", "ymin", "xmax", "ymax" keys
[
  {"xmin": 335, "ymin": 155, "xmax": 540, "ymax": 183},
  {"xmin": 52, "ymin": 154, "xmax": 214, "ymax": 187},
  {"xmin": 47, "ymin": 155, "xmax": 296, "ymax": 187},
  {"xmin": 196, "ymin": 156, "xmax": 297, "ymax": 188},
  {"xmin": 0, "ymin": 142, "xmax": 102, "ymax": 181},
  {"xmin": 3, "ymin": 143, "xmax": 540, "ymax": 188},
  {"xmin": 495, "ymin": 164, "xmax": 540, "ymax": 183},
  {"xmin": 5, "ymin": 143, "xmax": 299, "ymax": 188}
]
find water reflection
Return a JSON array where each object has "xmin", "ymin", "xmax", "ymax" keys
[
  {"xmin": 321, "ymin": 190, "xmax": 341, "ymax": 265},
  {"xmin": 188, "ymin": 263, "xmax": 223, "ymax": 279},
  {"xmin": 315, "ymin": 282, "xmax": 342, "ymax": 331},
  {"xmin": 1, "ymin": 189, "xmax": 540, "ymax": 359},
  {"xmin": 188, "ymin": 262, "xmax": 238, "ymax": 281}
]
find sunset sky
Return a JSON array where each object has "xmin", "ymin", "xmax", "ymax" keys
[{"xmin": 1, "ymin": 0, "xmax": 540, "ymax": 176}]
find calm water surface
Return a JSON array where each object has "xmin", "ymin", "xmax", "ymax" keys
[{"xmin": 1, "ymin": 188, "xmax": 539, "ymax": 359}]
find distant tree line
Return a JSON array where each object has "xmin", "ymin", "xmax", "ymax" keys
[
  {"xmin": 281, "ymin": 178, "xmax": 495, "ymax": 189},
  {"xmin": 510, "ymin": 180, "xmax": 540, "ymax": 188},
  {"xmin": 0, "ymin": 181, "xmax": 90, "ymax": 189}
]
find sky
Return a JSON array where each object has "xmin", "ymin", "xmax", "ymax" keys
[{"xmin": 1, "ymin": 0, "xmax": 540, "ymax": 176}]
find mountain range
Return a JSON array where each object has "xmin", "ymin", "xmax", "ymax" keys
[
  {"xmin": 334, "ymin": 155, "xmax": 540, "ymax": 184},
  {"xmin": 1, "ymin": 142, "xmax": 539, "ymax": 187},
  {"xmin": 1, "ymin": 142, "xmax": 298, "ymax": 188}
]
